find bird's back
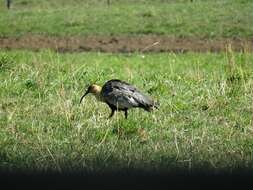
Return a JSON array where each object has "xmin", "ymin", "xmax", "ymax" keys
[{"xmin": 101, "ymin": 79, "xmax": 158, "ymax": 111}]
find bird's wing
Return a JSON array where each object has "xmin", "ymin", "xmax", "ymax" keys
[{"xmin": 102, "ymin": 80, "xmax": 154, "ymax": 109}]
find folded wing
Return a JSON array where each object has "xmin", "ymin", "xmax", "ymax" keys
[{"xmin": 101, "ymin": 79, "xmax": 156, "ymax": 110}]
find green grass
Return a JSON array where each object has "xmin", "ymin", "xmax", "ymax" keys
[
  {"xmin": 1, "ymin": 49, "xmax": 253, "ymax": 172},
  {"xmin": 0, "ymin": 0, "xmax": 252, "ymax": 38}
]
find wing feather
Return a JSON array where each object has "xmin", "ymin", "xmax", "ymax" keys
[{"xmin": 101, "ymin": 79, "xmax": 154, "ymax": 109}]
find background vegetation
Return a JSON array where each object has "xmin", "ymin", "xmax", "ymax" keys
[{"xmin": 0, "ymin": 0, "xmax": 252, "ymax": 38}]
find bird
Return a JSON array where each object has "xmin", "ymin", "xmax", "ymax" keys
[{"xmin": 80, "ymin": 79, "xmax": 159, "ymax": 119}]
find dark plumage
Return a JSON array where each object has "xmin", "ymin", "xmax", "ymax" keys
[{"xmin": 80, "ymin": 79, "xmax": 159, "ymax": 119}]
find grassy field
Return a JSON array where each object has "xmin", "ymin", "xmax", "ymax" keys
[
  {"xmin": 1, "ymin": 48, "xmax": 253, "ymax": 172},
  {"xmin": 1, "ymin": 0, "xmax": 253, "ymax": 175},
  {"xmin": 0, "ymin": 0, "xmax": 252, "ymax": 38}
]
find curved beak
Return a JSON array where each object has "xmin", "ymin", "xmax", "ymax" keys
[{"xmin": 80, "ymin": 90, "xmax": 89, "ymax": 104}]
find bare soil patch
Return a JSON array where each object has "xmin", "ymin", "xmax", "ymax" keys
[{"xmin": 0, "ymin": 35, "xmax": 252, "ymax": 53}]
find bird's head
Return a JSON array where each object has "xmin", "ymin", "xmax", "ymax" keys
[{"xmin": 80, "ymin": 84, "xmax": 102, "ymax": 103}]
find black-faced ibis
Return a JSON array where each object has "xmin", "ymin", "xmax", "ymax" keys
[{"xmin": 80, "ymin": 79, "xmax": 159, "ymax": 119}]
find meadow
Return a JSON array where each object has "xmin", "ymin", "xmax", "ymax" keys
[
  {"xmin": 0, "ymin": 0, "xmax": 252, "ymax": 38},
  {"xmin": 0, "ymin": 0, "xmax": 253, "ymax": 174},
  {"xmin": 1, "ymin": 48, "xmax": 253, "ymax": 172}
]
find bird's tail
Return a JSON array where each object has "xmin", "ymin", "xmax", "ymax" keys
[
  {"xmin": 153, "ymin": 101, "xmax": 160, "ymax": 109},
  {"xmin": 154, "ymin": 101, "xmax": 160, "ymax": 109},
  {"xmin": 143, "ymin": 101, "xmax": 160, "ymax": 112}
]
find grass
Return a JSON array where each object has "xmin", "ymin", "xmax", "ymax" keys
[
  {"xmin": 1, "ymin": 48, "xmax": 253, "ymax": 172},
  {"xmin": 0, "ymin": 0, "xmax": 252, "ymax": 38}
]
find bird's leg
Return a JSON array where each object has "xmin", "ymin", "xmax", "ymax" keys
[
  {"xmin": 124, "ymin": 109, "xmax": 128, "ymax": 119},
  {"xmin": 108, "ymin": 108, "xmax": 115, "ymax": 119}
]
